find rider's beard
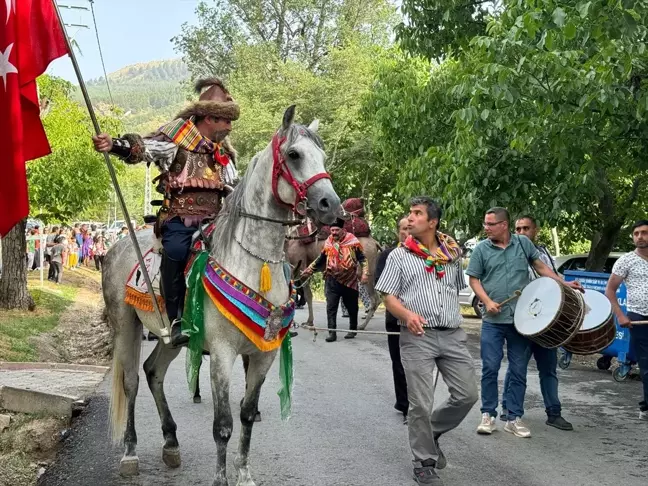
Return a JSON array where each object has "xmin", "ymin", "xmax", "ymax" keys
[{"xmin": 211, "ymin": 130, "xmax": 230, "ymax": 143}]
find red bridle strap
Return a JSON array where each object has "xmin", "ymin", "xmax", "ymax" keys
[{"xmin": 271, "ymin": 133, "xmax": 331, "ymax": 211}]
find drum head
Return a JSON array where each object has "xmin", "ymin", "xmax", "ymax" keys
[
  {"xmin": 581, "ymin": 290, "xmax": 612, "ymax": 331},
  {"xmin": 514, "ymin": 277, "xmax": 563, "ymax": 336}
]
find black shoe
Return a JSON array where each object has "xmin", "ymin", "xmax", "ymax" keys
[
  {"xmin": 147, "ymin": 332, "xmax": 159, "ymax": 341},
  {"xmin": 403, "ymin": 413, "xmax": 408, "ymax": 425},
  {"xmin": 413, "ymin": 465, "xmax": 443, "ymax": 486},
  {"xmin": 169, "ymin": 320, "xmax": 189, "ymax": 347},
  {"xmin": 344, "ymin": 332, "xmax": 357, "ymax": 339},
  {"xmin": 289, "ymin": 331, "xmax": 299, "ymax": 338},
  {"xmin": 325, "ymin": 332, "xmax": 337, "ymax": 342},
  {"xmin": 433, "ymin": 434, "xmax": 446, "ymax": 470},
  {"xmin": 546, "ymin": 415, "xmax": 573, "ymax": 431}
]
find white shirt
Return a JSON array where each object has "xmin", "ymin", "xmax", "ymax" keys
[{"xmin": 611, "ymin": 251, "xmax": 648, "ymax": 315}]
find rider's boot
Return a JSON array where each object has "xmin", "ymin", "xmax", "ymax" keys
[{"xmin": 161, "ymin": 253, "xmax": 190, "ymax": 348}]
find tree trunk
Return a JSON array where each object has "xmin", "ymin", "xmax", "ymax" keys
[
  {"xmin": 585, "ymin": 221, "xmax": 622, "ymax": 272},
  {"xmin": 0, "ymin": 219, "xmax": 35, "ymax": 310}
]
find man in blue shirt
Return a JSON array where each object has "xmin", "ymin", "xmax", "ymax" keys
[{"xmin": 467, "ymin": 207, "xmax": 581, "ymax": 438}]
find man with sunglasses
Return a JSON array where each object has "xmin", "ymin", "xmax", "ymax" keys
[
  {"xmin": 467, "ymin": 208, "xmax": 581, "ymax": 438},
  {"xmin": 499, "ymin": 216, "xmax": 573, "ymax": 430}
]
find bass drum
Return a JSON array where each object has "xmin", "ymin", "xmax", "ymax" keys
[
  {"xmin": 514, "ymin": 277, "xmax": 584, "ymax": 348},
  {"xmin": 563, "ymin": 289, "xmax": 616, "ymax": 355}
]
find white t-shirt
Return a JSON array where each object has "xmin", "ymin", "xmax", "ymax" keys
[{"xmin": 611, "ymin": 251, "xmax": 648, "ymax": 315}]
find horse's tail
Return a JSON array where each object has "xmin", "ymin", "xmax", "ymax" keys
[{"xmin": 109, "ymin": 325, "xmax": 142, "ymax": 444}]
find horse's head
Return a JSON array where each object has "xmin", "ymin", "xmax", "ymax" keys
[{"xmin": 272, "ymin": 105, "xmax": 341, "ymax": 225}]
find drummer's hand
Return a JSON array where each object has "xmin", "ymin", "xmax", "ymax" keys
[
  {"xmin": 565, "ymin": 280, "xmax": 584, "ymax": 293},
  {"xmin": 300, "ymin": 267, "xmax": 313, "ymax": 278},
  {"xmin": 92, "ymin": 133, "xmax": 113, "ymax": 152},
  {"xmin": 619, "ymin": 315, "xmax": 632, "ymax": 328},
  {"xmin": 405, "ymin": 312, "xmax": 426, "ymax": 336},
  {"xmin": 484, "ymin": 299, "xmax": 501, "ymax": 315}
]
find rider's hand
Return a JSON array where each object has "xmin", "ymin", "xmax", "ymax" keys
[
  {"xmin": 619, "ymin": 315, "xmax": 632, "ymax": 328},
  {"xmin": 565, "ymin": 280, "xmax": 584, "ymax": 293},
  {"xmin": 92, "ymin": 133, "xmax": 113, "ymax": 153},
  {"xmin": 485, "ymin": 299, "xmax": 501, "ymax": 315},
  {"xmin": 405, "ymin": 311, "xmax": 426, "ymax": 336},
  {"xmin": 301, "ymin": 267, "xmax": 313, "ymax": 277}
]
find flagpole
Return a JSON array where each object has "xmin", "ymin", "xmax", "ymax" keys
[{"xmin": 51, "ymin": 0, "xmax": 171, "ymax": 343}]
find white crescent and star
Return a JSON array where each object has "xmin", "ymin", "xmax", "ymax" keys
[
  {"xmin": 5, "ymin": 0, "xmax": 16, "ymax": 24},
  {"xmin": 0, "ymin": 43, "xmax": 18, "ymax": 91}
]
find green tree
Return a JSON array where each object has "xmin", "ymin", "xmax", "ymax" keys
[
  {"xmin": 28, "ymin": 76, "xmax": 123, "ymax": 223},
  {"xmin": 366, "ymin": 1, "xmax": 648, "ymax": 269}
]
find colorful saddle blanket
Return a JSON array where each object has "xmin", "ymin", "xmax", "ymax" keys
[
  {"xmin": 202, "ymin": 258, "xmax": 295, "ymax": 352},
  {"xmin": 124, "ymin": 248, "xmax": 165, "ymax": 312}
]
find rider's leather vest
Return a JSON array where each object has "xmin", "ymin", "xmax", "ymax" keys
[{"xmin": 163, "ymin": 147, "xmax": 225, "ymax": 225}]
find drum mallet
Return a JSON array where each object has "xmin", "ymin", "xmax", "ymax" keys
[
  {"xmin": 631, "ymin": 320, "xmax": 648, "ymax": 326},
  {"xmin": 498, "ymin": 290, "xmax": 522, "ymax": 306}
]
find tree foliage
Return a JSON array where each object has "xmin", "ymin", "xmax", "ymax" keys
[
  {"xmin": 28, "ymin": 76, "xmax": 123, "ymax": 224},
  {"xmin": 365, "ymin": 0, "xmax": 648, "ymax": 268}
]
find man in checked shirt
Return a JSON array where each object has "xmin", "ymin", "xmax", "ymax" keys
[{"xmin": 376, "ymin": 196, "xmax": 478, "ymax": 486}]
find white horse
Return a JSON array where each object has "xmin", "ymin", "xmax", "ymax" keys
[{"xmin": 103, "ymin": 106, "xmax": 341, "ymax": 486}]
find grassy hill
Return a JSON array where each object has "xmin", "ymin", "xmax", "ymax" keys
[{"xmin": 79, "ymin": 59, "xmax": 190, "ymax": 134}]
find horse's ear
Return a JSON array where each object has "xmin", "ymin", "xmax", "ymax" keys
[
  {"xmin": 282, "ymin": 105, "xmax": 296, "ymax": 131},
  {"xmin": 308, "ymin": 119, "xmax": 319, "ymax": 133}
]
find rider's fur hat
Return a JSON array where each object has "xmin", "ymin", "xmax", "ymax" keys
[{"xmin": 175, "ymin": 78, "xmax": 240, "ymax": 121}]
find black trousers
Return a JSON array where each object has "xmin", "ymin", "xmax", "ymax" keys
[
  {"xmin": 94, "ymin": 255, "xmax": 105, "ymax": 271},
  {"xmin": 51, "ymin": 262, "xmax": 62, "ymax": 284},
  {"xmin": 325, "ymin": 277, "xmax": 358, "ymax": 332},
  {"xmin": 386, "ymin": 313, "xmax": 409, "ymax": 414}
]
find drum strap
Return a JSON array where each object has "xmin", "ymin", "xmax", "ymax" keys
[{"xmin": 516, "ymin": 235, "xmax": 539, "ymax": 279}]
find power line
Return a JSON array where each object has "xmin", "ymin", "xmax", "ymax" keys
[{"xmin": 88, "ymin": 0, "xmax": 114, "ymax": 105}]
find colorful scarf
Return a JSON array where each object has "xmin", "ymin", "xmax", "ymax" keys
[
  {"xmin": 158, "ymin": 118, "xmax": 230, "ymax": 166},
  {"xmin": 323, "ymin": 232, "xmax": 362, "ymax": 272},
  {"xmin": 403, "ymin": 233, "xmax": 461, "ymax": 278}
]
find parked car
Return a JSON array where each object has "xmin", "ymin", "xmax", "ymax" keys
[{"xmin": 458, "ymin": 252, "xmax": 623, "ymax": 317}]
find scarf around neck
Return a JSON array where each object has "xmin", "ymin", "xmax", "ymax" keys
[
  {"xmin": 403, "ymin": 233, "xmax": 461, "ymax": 278},
  {"xmin": 158, "ymin": 118, "xmax": 230, "ymax": 166},
  {"xmin": 323, "ymin": 232, "xmax": 362, "ymax": 272}
]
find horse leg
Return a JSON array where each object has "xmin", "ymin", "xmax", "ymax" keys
[
  {"xmin": 110, "ymin": 315, "xmax": 143, "ymax": 477},
  {"xmin": 194, "ymin": 359, "xmax": 202, "ymax": 404},
  {"xmin": 241, "ymin": 355, "xmax": 261, "ymax": 422},
  {"xmin": 143, "ymin": 340, "xmax": 183, "ymax": 468},
  {"xmin": 235, "ymin": 351, "xmax": 276, "ymax": 486},
  {"xmin": 210, "ymin": 344, "xmax": 237, "ymax": 486}
]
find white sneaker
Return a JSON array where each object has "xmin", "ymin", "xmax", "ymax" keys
[
  {"xmin": 477, "ymin": 412, "xmax": 496, "ymax": 435},
  {"xmin": 504, "ymin": 418, "xmax": 531, "ymax": 438}
]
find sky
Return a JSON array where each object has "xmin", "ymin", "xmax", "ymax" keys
[{"xmin": 48, "ymin": 0, "xmax": 202, "ymax": 83}]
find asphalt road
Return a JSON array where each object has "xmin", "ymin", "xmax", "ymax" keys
[{"xmin": 40, "ymin": 303, "xmax": 647, "ymax": 486}]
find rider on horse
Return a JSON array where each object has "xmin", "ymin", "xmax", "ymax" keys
[{"xmin": 92, "ymin": 78, "xmax": 240, "ymax": 347}]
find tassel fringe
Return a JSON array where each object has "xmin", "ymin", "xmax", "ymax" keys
[
  {"xmin": 124, "ymin": 287, "xmax": 166, "ymax": 313},
  {"xmin": 260, "ymin": 262, "xmax": 272, "ymax": 294}
]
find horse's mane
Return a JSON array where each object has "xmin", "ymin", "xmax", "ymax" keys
[{"xmin": 211, "ymin": 123, "xmax": 323, "ymax": 255}]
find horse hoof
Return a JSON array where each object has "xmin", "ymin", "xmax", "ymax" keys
[
  {"xmin": 119, "ymin": 456, "xmax": 139, "ymax": 477},
  {"xmin": 254, "ymin": 411, "xmax": 262, "ymax": 422},
  {"xmin": 193, "ymin": 395, "xmax": 202, "ymax": 404},
  {"xmin": 163, "ymin": 447, "xmax": 182, "ymax": 468}
]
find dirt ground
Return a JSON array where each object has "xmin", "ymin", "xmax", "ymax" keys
[{"xmin": 1, "ymin": 268, "xmax": 111, "ymax": 486}]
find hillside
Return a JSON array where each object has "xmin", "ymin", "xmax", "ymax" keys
[{"xmin": 79, "ymin": 59, "xmax": 190, "ymax": 134}]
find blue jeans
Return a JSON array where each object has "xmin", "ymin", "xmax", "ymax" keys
[
  {"xmin": 502, "ymin": 343, "xmax": 561, "ymax": 417},
  {"xmin": 629, "ymin": 312, "xmax": 648, "ymax": 410},
  {"xmin": 480, "ymin": 321, "xmax": 531, "ymax": 420}
]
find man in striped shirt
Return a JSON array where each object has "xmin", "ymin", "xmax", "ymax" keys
[{"xmin": 376, "ymin": 197, "xmax": 478, "ymax": 486}]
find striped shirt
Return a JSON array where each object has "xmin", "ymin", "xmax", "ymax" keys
[{"xmin": 375, "ymin": 247, "xmax": 466, "ymax": 329}]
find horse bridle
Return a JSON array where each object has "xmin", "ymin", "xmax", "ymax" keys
[
  {"xmin": 238, "ymin": 131, "xmax": 331, "ymax": 227},
  {"xmin": 271, "ymin": 132, "xmax": 331, "ymax": 213}
]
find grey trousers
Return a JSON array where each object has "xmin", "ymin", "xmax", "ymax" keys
[{"xmin": 401, "ymin": 327, "xmax": 478, "ymax": 467}]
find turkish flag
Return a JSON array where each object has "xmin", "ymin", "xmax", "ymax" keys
[{"xmin": 0, "ymin": 0, "xmax": 69, "ymax": 236}]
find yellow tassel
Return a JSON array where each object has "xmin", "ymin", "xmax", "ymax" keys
[{"xmin": 260, "ymin": 262, "xmax": 272, "ymax": 294}]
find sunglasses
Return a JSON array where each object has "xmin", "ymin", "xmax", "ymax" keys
[{"xmin": 483, "ymin": 221, "xmax": 505, "ymax": 227}]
